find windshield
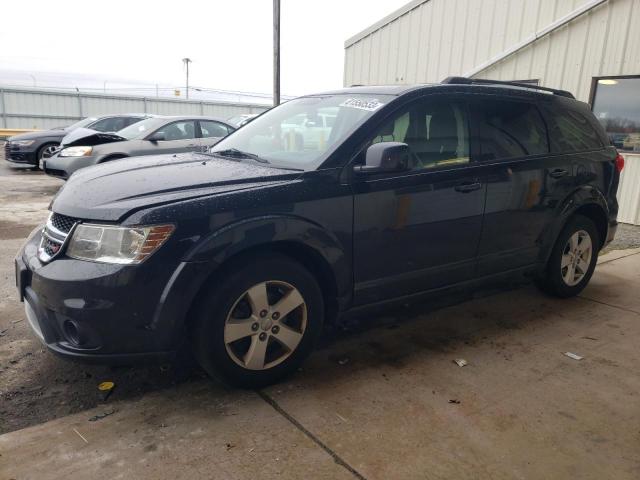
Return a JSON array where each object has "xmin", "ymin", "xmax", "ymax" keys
[
  {"xmin": 211, "ymin": 94, "xmax": 393, "ymax": 169},
  {"xmin": 117, "ymin": 117, "xmax": 167, "ymax": 140},
  {"xmin": 63, "ymin": 117, "xmax": 98, "ymax": 131}
]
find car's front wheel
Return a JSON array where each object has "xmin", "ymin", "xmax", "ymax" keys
[
  {"xmin": 537, "ymin": 215, "xmax": 600, "ymax": 297},
  {"xmin": 192, "ymin": 253, "xmax": 324, "ymax": 388},
  {"xmin": 35, "ymin": 143, "xmax": 59, "ymax": 170}
]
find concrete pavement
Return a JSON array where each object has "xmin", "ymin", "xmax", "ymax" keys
[{"xmin": 2, "ymin": 250, "xmax": 639, "ymax": 480}]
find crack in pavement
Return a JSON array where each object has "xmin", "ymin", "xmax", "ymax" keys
[
  {"xmin": 576, "ymin": 294, "xmax": 640, "ymax": 316},
  {"xmin": 257, "ymin": 390, "xmax": 368, "ymax": 480},
  {"xmin": 597, "ymin": 249, "xmax": 640, "ymax": 265}
]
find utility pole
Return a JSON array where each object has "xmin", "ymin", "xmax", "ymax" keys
[
  {"xmin": 273, "ymin": 0, "xmax": 280, "ymax": 106},
  {"xmin": 182, "ymin": 58, "xmax": 192, "ymax": 99}
]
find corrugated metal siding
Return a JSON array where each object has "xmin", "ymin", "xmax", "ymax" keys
[
  {"xmin": 344, "ymin": 0, "xmax": 639, "ymax": 102},
  {"xmin": 617, "ymin": 154, "xmax": 640, "ymax": 225},
  {"xmin": 0, "ymin": 88, "xmax": 268, "ymax": 130},
  {"xmin": 476, "ymin": 0, "xmax": 640, "ymax": 101}
]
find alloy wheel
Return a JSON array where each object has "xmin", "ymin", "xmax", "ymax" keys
[
  {"xmin": 224, "ymin": 280, "xmax": 307, "ymax": 370},
  {"xmin": 40, "ymin": 145, "xmax": 58, "ymax": 160},
  {"xmin": 561, "ymin": 230, "xmax": 592, "ymax": 286}
]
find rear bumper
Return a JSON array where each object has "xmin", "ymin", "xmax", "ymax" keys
[
  {"xmin": 604, "ymin": 219, "xmax": 617, "ymax": 247},
  {"xmin": 15, "ymin": 229, "xmax": 212, "ymax": 365}
]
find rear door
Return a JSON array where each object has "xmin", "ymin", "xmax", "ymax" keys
[
  {"xmin": 352, "ymin": 96, "xmax": 486, "ymax": 305},
  {"xmin": 198, "ymin": 120, "xmax": 233, "ymax": 151},
  {"xmin": 470, "ymin": 96, "xmax": 575, "ymax": 276}
]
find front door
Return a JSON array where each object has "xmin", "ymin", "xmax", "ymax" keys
[
  {"xmin": 352, "ymin": 97, "xmax": 486, "ymax": 306},
  {"xmin": 138, "ymin": 120, "xmax": 200, "ymax": 156}
]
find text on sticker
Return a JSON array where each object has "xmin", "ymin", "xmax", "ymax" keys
[{"xmin": 339, "ymin": 98, "xmax": 385, "ymax": 112}]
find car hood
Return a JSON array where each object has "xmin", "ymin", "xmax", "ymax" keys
[
  {"xmin": 51, "ymin": 153, "xmax": 302, "ymax": 221},
  {"xmin": 8, "ymin": 129, "xmax": 65, "ymax": 141},
  {"xmin": 61, "ymin": 128, "xmax": 126, "ymax": 147}
]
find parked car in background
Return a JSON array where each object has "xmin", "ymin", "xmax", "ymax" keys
[
  {"xmin": 228, "ymin": 113, "xmax": 259, "ymax": 127},
  {"xmin": 16, "ymin": 79, "xmax": 621, "ymax": 389},
  {"xmin": 4, "ymin": 114, "xmax": 152, "ymax": 170},
  {"xmin": 280, "ymin": 107, "xmax": 337, "ymax": 151},
  {"xmin": 43, "ymin": 116, "xmax": 235, "ymax": 179}
]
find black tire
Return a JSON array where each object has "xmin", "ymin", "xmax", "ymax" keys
[
  {"xmin": 191, "ymin": 253, "xmax": 324, "ymax": 388},
  {"xmin": 536, "ymin": 215, "xmax": 600, "ymax": 298}
]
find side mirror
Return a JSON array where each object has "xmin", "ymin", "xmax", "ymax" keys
[
  {"xmin": 147, "ymin": 131, "xmax": 166, "ymax": 142},
  {"xmin": 354, "ymin": 142, "xmax": 410, "ymax": 174}
]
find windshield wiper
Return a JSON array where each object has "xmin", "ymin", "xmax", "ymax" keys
[{"xmin": 210, "ymin": 148, "xmax": 269, "ymax": 164}]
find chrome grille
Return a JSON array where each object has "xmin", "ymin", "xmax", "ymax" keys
[
  {"xmin": 50, "ymin": 213, "xmax": 77, "ymax": 234},
  {"xmin": 38, "ymin": 213, "xmax": 78, "ymax": 263}
]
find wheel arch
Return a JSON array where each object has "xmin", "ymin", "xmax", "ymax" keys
[
  {"xmin": 182, "ymin": 215, "xmax": 350, "ymax": 330},
  {"xmin": 36, "ymin": 141, "xmax": 60, "ymax": 158},
  {"xmin": 541, "ymin": 185, "xmax": 610, "ymax": 264}
]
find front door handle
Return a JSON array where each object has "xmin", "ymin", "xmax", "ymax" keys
[
  {"xmin": 549, "ymin": 168, "xmax": 568, "ymax": 178},
  {"xmin": 454, "ymin": 182, "xmax": 482, "ymax": 193}
]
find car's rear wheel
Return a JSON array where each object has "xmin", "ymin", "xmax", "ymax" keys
[
  {"xmin": 192, "ymin": 253, "xmax": 324, "ymax": 388},
  {"xmin": 536, "ymin": 215, "xmax": 599, "ymax": 297}
]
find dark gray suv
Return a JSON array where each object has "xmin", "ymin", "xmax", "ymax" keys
[{"xmin": 16, "ymin": 78, "xmax": 622, "ymax": 388}]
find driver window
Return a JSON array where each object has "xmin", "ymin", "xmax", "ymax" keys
[{"xmin": 370, "ymin": 101, "xmax": 469, "ymax": 170}]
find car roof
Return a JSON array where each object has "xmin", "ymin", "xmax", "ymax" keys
[
  {"xmin": 308, "ymin": 80, "xmax": 577, "ymax": 103},
  {"xmin": 312, "ymin": 84, "xmax": 426, "ymax": 96},
  {"xmin": 153, "ymin": 115, "xmax": 235, "ymax": 126}
]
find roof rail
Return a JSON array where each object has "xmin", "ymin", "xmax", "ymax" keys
[{"xmin": 440, "ymin": 76, "xmax": 575, "ymax": 99}]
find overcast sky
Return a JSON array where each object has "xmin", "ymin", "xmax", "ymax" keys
[{"xmin": 0, "ymin": 0, "xmax": 408, "ymax": 96}]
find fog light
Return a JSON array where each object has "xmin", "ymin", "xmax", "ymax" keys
[{"xmin": 63, "ymin": 320, "xmax": 81, "ymax": 346}]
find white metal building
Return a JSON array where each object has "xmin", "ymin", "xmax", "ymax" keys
[{"xmin": 344, "ymin": 0, "xmax": 640, "ymax": 224}]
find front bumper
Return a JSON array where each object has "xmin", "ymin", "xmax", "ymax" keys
[
  {"xmin": 4, "ymin": 143, "xmax": 38, "ymax": 166},
  {"xmin": 15, "ymin": 228, "xmax": 211, "ymax": 365},
  {"xmin": 43, "ymin": 154, "xmax": 98, "ymax": 179}
]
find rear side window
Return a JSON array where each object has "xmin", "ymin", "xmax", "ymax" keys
[
  {"xmin": 475, "ymin": 100, "xmax": 549, "ymax": 161},
  {"xmin": 200, "ymin": 121, "xmax": 230, "ymax": 138},
  {"xmin": 546, "ymin": 108, "xmax": 602, "ymax": 153}
]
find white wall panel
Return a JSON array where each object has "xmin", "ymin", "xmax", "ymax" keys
[
  {"xmin": 0, "ymin": 88, "xmax": 268, "ymax": 130},
  {"xmin": 617, "ymin": 155, "xmax": 640, "ymax": 225},
  {"xmin": 344, "ymin": 0, "xmax": 640, "ymax": 101}
]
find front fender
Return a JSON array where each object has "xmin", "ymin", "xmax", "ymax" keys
[{"xmin": 184, "ymin": 214, "xmax": 350, "ymax": 296}]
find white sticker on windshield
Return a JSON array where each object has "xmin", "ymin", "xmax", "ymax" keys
[{"xmin": 339, "ymin": 98, "xmax": 385, "ymax": 112}]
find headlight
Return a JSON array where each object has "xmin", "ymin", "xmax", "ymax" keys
[
  {"xmin": 60, "ymin": 146, "xmax": 93, "ymax": 157},
  {"xmin": 11, "ymin": 140, "xmax": 35, "ymax": 147},
  {"xmin": 66, "ymin": 224, "xmax": 174, "ymax": 264}
]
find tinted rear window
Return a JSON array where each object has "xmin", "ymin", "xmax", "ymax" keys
[
  {"xmin": 545, "ymin": 107, "xmax": 603, "ymax": 153},
  {"xmin": 475, "ymin": 100, "xmax": 549, "ymax": 161}
]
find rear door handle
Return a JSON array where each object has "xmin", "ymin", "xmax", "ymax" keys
[
  {"xmin": 549, "ymin": 168, "xmax": 568, "ymax": 178},
  {"xmin": 454, "ymin": 182, "xmax": 482, "ymax": 193}
]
